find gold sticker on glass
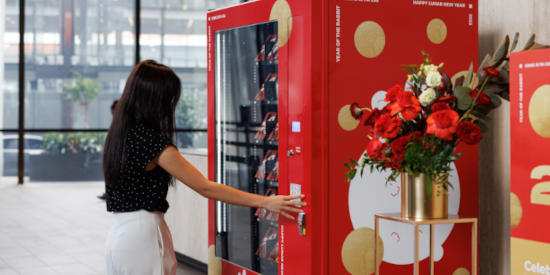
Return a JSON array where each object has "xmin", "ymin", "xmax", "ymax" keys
[
  {"xmin": 427, "ymin": 18, "xmax": 447, "ymax": 44},
  {"xmin": 354, "ymin": 21, "xmax": 386, "ymax": 58},
  {"xmin": 528, "ymin": 85, "xmax": 550, "ymax": 138}
]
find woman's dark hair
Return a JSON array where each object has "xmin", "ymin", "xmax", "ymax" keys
[{"xmin": 103, "ymin": 60, "xmax": 181, "ymax": 187}]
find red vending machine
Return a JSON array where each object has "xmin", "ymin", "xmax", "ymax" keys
[{"xmin": 207, "ymin": 1, "xmax": 478, "ymax": 274}]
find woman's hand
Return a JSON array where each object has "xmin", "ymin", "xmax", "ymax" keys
[{"xmin": 262, "ymin": 194, "xmax": 306, "ymax": 220}]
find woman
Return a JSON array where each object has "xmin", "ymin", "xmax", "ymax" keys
[{"xmin": 103, "ymin": 60, "xmax": 304, "ymax": 275}]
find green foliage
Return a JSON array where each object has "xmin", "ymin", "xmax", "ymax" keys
[
  {"xmin": 42, "ymin": 132, "xmax": 106, "ymax": 154},
  {"xmin": 454, "ymin": 86, "xmax": 473, "ymax": 110},
  {"xmin": 175, "ymin": 90, "xmax": 205, "ymax": 147},
  {"xmin": 489, "ymin": 35, "xmax": 509, "ymax": 67},
  {"xmin": 509, "ymin": 32, "xmax": 520, "ymax": 53},
  {"xmin": 522, "ymin": 34, "xmax": 536, "ymax": 50},
  {"xmin": 402, "ymin": 136, "xmax": 458, "ymax": 180},
  {"xmin": 64, "ymin": 72, "xmax": 102, "ymax": 106},
  {"xmin": 344, "ymin": 135, "xmax": 459, "ymax": 189}
]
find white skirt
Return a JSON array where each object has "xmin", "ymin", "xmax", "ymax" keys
[{"xmin": 106, "ymin": 210, "xmax": 177, "ymax": 275}]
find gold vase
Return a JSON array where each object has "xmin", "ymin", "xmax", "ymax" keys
[{"xmin": 401, "ymin": 173, "xmax": 448, "ymax": 219}]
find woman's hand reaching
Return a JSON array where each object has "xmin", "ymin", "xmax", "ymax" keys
[{"xmin": 261, "ymin": 194, "xmax": 306, "ymax": 220}]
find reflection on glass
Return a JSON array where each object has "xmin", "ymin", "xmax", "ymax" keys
[
  {"xmin": 215, "ymin": 21, "xmax": 279, "ymax": 275},
  {"xmin": 176, "ymin": 131, "xmax": 207, "ymax": 150},
  {"xmin": 23, "ymin": 132, "xmax": 107, "ymax": 182},
  {"xmin": 141, "ymin": 0, "xmax": 238, "ymax": 131},
  {"xmin": 23, "ymin": 0, "xmax": 135, "ymax": 129}
]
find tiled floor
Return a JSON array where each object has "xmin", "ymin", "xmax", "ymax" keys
[{"xmin": 0, "ymin": 182, "xmax": 205, "ymax": 275}]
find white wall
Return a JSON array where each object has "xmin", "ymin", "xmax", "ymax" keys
[
  {"xmin": 165, "ymin": 153, "xmax": 209, "ymax": 264},
  {"xmin": 478, "ymin": 1, "xmax": 550, "ymax": 274}
]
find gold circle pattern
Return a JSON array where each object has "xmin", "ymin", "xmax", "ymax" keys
[
  {"xmin": 341, "ymin": 227, "xmax": 384, "ymax": 275},
  {"xmin": 354, "ymin": 21, "xmax": 386, "ymax": 58},
  {"xmin": 511, "ymin": 192, "xmax": 523, "ymax": 229},
  {"xmin": 338, "ymin": 104, "xmax": 361, "ymax": 131},
  {"xmin": 208, "ymin": 245, "xmax": 222, "ymax": 275},
  {"xmin": 269, "ymin": 0, "xmax": 293, "ymax": 47},
  {"xmin": 528, "ymin": 85, "xmax": 550, "ymax": 138},
  {"xmin": 453, "ymin": 267, "xmax": 471, "ymax": 275},
  {"xmin": 427, "ymin": 18, "xmax": 447, "ymax": 44}
]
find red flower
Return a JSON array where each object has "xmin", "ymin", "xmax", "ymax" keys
[
  {"xmin": 470, "ymin": 89, "xmax": 491, "ymax": 105},
  {"xmin": 426, "ymin": 110, "xmax": 459, "ymax": 140},
  {"xmin": 456, "ymin": 121, "xmax": 482, "ymax": 145},
  {"xmin": 388, "ymin": 91, "xmax": 422, "ymax": 120},
  {"xmin": 366, "ymin": 139, "xmax": 387, "ymax": 161},
  {"xmin": 363, "ymin": 108, "xmax": 385, "ymax": 136},
  {"xmin": 374, "ymin": 114, "xmax": 402, "ymax": 139},
  {"xmin": 483, "ymin": 66, "xmax": 500, "ymax": 78},
  {"xmin": 386, "ymin": 154, "xmax": 404, "ymax": 170},
  {"xmin": 437, "ymin": 95, "xmax": 457, "ymax": 104},
  {"xmin": 431, "ymin": 102, "xmax": 451, "ymax": 112},
  {"xmin": 391, "ymin": 136, "xmax": 411, "ymax": 157},
  {"xmin": 350, "ymin": 102, "xmax": 363, "ymax": 120},
  {"xmin": 409, "ymin": 130, "xmax": 423, "ymax": 141},
  {"xmin": 385, "ymin": 85, "xmax": 403, "ymax": 102}
]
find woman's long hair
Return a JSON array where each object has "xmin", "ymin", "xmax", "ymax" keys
[{"xmin": 103, "ymin": 60, "xmax": 181, "ymax": 187}]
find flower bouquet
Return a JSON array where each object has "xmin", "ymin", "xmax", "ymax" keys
[{"xmin": 344, "ymin": 50, "xmax": 509, "ymax": 218}]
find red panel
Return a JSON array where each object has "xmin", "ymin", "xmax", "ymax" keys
[
  {"xmin": 207, "ymin": 1, "xmax": 318, "ymax": 274},
  {"xmin": 327, "ymin": 1, "xmax": 478, "ymax": 274},
  {"xmin": 221, "ymin": 260, "xmax": 261, "ymax": 275},
  {"xmin": 510, "ymin": 48, "xmax": 550, "ymax": 242}
]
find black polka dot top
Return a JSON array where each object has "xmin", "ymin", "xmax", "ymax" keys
[{"xmin": 106, "ymin": 124, "xmax": 174, "ymax": 213}]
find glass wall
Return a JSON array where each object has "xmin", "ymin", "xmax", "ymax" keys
[
  {"xmin": 2, "ymin": 0, "xmax": 238, "ymax": 183},
  {"xmin": 141, "ymin": 0, "xmax": 237, "ymax": 149},
  {"xmin": 1, "ymin": 0, "xmax": 19, "ymax": 182},
  {"xmin": 24, "ymin": 0, "xmax": 134, "ymax": 129}
]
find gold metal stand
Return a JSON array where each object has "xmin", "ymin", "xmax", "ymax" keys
[{"xmin": 374, "ymin": 213, "xmax": 478, "ymax": 275}]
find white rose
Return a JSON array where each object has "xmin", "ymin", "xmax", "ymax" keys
[
  {"xmin": 423, "ymin": 64, "xmax": 439, "ymax": 75},
  {"xmin": 419, "ymin": 88, "xmax": 436, "ymax": 106},
  {"xmin": 426, "ymin": 71, "xmax": 442, "ymax": 88}
]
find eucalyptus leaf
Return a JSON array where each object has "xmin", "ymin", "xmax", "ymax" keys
[
  {"xmin": 510, "ymin": 32, "xmax": 520, "ymax": 53},
  {"xmin": 478, "ymin": 54, "xmax": 491, "ymax": 77},
  {"xmin": 487, "ymin": 92, "xmax": 502, "ymax": 107},
  {"xmin": 454, "ymin": 86, "xmax": 473, "ymax": 110},
  {"xmin": 523, "ymin": 34, "xmax": 536, "ymax": 50},
  {"xmin": 475, "ymin": 120, "xmax": 489, "ymax": 133},
  {"xmin": 490, "ymin": 35, "xmax": 510, "ymax": 67},
  {"xmin": 464, "ymin": 61, "xmax": 474, "ymax": 87}
]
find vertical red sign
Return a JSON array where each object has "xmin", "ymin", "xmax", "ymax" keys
[{"xmin": 510, "ymin": 48, "xmax": 550, "ymax": 275}]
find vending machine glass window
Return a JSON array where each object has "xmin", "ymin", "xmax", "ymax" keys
[{"xmin": 214, "ymin": 21, "xmax": 279, "ymax": 275}]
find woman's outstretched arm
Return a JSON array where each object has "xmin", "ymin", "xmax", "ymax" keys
[{"xmin": 157, "ymin": 146, "xmax": 305, "ymax": 219}]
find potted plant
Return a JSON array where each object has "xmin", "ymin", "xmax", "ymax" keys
[
  {"xmin": 175, "ymin": 90, "xmax": 205, "ymax": 148},
  {"xmin": 29, "ymin": 132, "xmax": 106, "ymax": 181},
  {"xmin": 64, "ymin": 71, "xmax": 102, "ymax": 128}
]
